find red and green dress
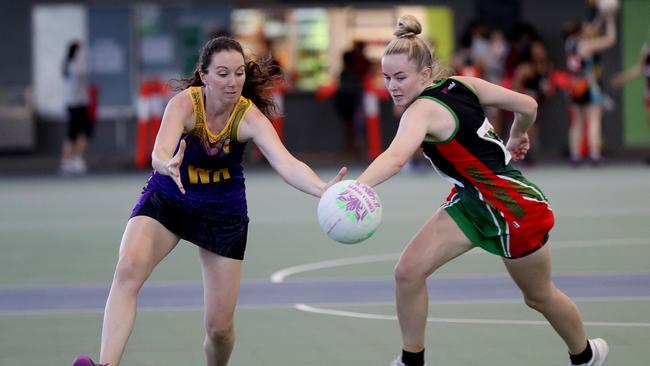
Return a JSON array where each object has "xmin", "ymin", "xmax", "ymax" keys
[{"xmin": 419, "ymin": 78, "xmax": 554, "ymax": 259}]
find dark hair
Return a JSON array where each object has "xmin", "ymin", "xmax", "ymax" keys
[
  {"xmin": 175, "ymin": 36, "xmax": 282, "ymax": 119},
  {"xmin": 62, "ymin": 41, "xmax": 81, "ymax": 78},
  {"xmin": 562, "ymin": 21, "xmax": 582, "ymax": 41}
]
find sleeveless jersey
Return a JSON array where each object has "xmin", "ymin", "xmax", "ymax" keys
[
  {"xmin": 564, "ymin": 35, "xmax": 602, "ymax": 104},
  {"xmin": 418, "ymin": 78, "xmax": 554, "ymax": 258},
  {"xmin": 144, "ymin": 86, "xmax": 252, "ymax": 215}
]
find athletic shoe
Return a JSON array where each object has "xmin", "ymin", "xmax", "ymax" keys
[
  {"xmin": 72, "ymin": 354, "xmax": 107, "ymax": 366},
  {"xmin": 59, "ymin": 158, "xmax": 87, "ymax": 176},
  {"xmin": 572, "ymin": 338, "xmax": 609, "ymax": 366},
  {"xmin": 71, "ymin": 157, "xmax": 88, "ymax": 175},
  {"xmin": 59, "ymin": 160, "xmax": 75, "ymax": 176},
  {"xmin": 390, "ymin": 356, "xmax": 426, "ymax": 366}
]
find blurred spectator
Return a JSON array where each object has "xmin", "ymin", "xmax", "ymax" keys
[
  {"xmin": 469, "ymin": 20, "xmax": 491, "ymax": 77},
  {"xmin": 59, "ymin": 40, "xmax": 92, "ymax": 176},
  {"xmin": 610, "ymin": 29, "xmax": 650, "ymax": 164},
  {"xmin": 484, "ymin": 28, "xmax": 509, "ymax": 138},
  {"xmin": 514, "ymin": 41, "xmax": 554, "ymax": 102},
  {"xmin": 334, "ymin": 50, "xmax": 364, "ymax": 158},
  {"xmin": 455, "ymin": 22, "xmax": 510, "ymax": 138},
  {"xmin": 486, "ymin": 29, "xmax": 508, "ymax": 85},
  {"xmin": 503, "ymin": 22, "xmax": 540, "ymax": 87},
  {"xmin": 512, "ymin": 40, "xmax": 555, "ymax": 164},
  {"xmin": 453, "ymin": 21, "xmax": 484, "ymax": 77},
  {"xmin": 562, "ymin": 12, "xmax": 617, "ymax": 165},
  {"xmin": 350, "ymin": 40, "xmax": 371, "ymax": 83}
]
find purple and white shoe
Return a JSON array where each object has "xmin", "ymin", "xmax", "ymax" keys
[{"xmin": 72, "ymin": 355, "xmax": 107, "ymax": 366}]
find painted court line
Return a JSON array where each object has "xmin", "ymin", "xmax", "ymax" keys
[
  {"xmin": 270, "ymin": 237, "xmax": 650, "ymax": 283},
  {"xmin": 3, "ymin": 273, "xmax": 648, "ymax": 314},
  {"xmin": 270, "ymin": 253, "xmax": 398, "ymax": 283},
  {"xmin": 294, "ymin": 304, "xmax": 650, "ymax": 327}
]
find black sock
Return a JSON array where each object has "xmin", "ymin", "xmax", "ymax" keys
[
  {"xmin": 402, "ymin": 349, "xmax": 425, "ymax": 366},
  {"xmin": 569, "ymin": 340, "xmax": 593, "ymax": 365}
]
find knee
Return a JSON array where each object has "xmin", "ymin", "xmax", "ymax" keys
[
  {"xmin": 113, "ymin": 256, "xmax": 149, "ymax": 291},
  {"xmin": 394, "ymin": 260, "xmax": 428, "ymax": 289},
  {"xmin": 522, "ymin": 287, "xmax": 556, "ymax": 312},
  {"xmin": 205, "ymin": 318, "xmax": 234, "ymax": 343}
]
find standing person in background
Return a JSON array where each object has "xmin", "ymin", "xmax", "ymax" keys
[
  {"xmin": 60, "ymin": 40, "xmax": 92, "ymax": 176},
  {"xmin": 350, "ymin": 40, "xmax": 371, "ymax": 84},
  {"xmin": 512, "ymin": 40, "xmax": 555, "ymax": 164},
  {"xmin": 563, "ymin": 11, "xmax": 617, "ymax": 165},
  {"xmin": 611, "ymin": 29, "xmax": 650, "ymax": 165},
  {"xmin": 334, "ymin": 50, "xmax": 365, "ymax": 158},
  {"xmin": 72, "ymin": 36, "xmax": 346, "ymax": 366},
  {"xmin": 356, "ymin": 14, "xmax": 608, "ymax": 366}
]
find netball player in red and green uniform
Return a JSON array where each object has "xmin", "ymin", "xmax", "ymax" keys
[
  {"xmin": 72, "ymin": 37, "xmax": 346, "ymax": 366},
  {"xmin": 419, "ymin": 77, "xmax": 554, "ymax": 259},
  {"xmin": 357, "ymin": 15, "xmax": 608, "ymax": 366}
]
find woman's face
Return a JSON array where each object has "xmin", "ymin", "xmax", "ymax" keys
[
  {"xmin": 581, "ymin": 22, "xmax": 597, "ymax": 37},
  {"xmin": 200, "ymin": 50, "xmax": 246, "ymax": 103},
  {"xmin": 531, "ymin": 42, "xmax": 547, "ymax": 61},
  {"xmin": 382, "ymin": 53, "xmax": 429, "ymax": 107}
]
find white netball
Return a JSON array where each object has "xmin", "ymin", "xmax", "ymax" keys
[
  {"xmin": 317, "ymin": 180, "xmax": 382, "ymax": 244},
  {"xmin": 597, "ymin": 0, "xmax": 619, "ymax": 14}
]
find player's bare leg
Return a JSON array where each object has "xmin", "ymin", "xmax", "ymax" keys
[
  {"xmin": 394, "ymin": 209, "xmax": 473, "ymax": 352},
  {"xmin": 199, "ymin": 250, "xmax": 243, "ymax": 366},
  {"xmin": 502, "ymin": 244, "xmax": 587, "ymax": 354},
  {"xmin": 100, "ymin": 217, "xmax": 179, "ymax": 366}
]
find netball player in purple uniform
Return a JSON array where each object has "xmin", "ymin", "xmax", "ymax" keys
[{"xmin": 72, "ymin": 37, "xmax": 346, "ymax": 366}]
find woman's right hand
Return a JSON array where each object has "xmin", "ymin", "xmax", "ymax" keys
[
  {"xmin": 506, "ymin": 132, "xmax": 530, "ymax": 161},
  {"xmin": 320, "ymin": 166, "xmax": 348, "ymax": 197},
  {"xmin": 164, "ymin": 140, "xmax": 186, "ymax": 194}
]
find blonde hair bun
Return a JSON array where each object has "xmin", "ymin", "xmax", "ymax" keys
[{"xmin": 394, "ymin": 15, "xmax": 422, "ymax": 38}]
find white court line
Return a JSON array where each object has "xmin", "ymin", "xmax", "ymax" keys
[
  {"xmin": 270, "ymin": 237, "xmax": 650, "ymax": 283},
  {"xmin": 270, "ymin": 253, "xmax": 398, "ymax": 283},
  {"xmin": 2, "ymin": 206, "xmax": 650, "ymax": 230},
  {"xmin": 294, "ymin": 304, "xmax": 650, "ymax": 327}
]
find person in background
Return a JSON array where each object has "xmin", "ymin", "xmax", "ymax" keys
[
  {"xmin": 72, "ymin": 36, "xmax": 346, "ymax": 366},
  {"xmin": 334, "ymin": 50, "xmax": 365, "ymax": 158},
  {"xmin": 60, "ymin": 40, "xmax": 92, "ymax": 176},
  {"xmin": 562, "ymin": 11, "xmax": 617, "ymax": 165},
  {"xmin": 350, "ymin": 40, "xmax": 372, "ymax": 84},
  {"xmin": 356, "ymin": 14, "xmax": 609, "ymax": 366},
  {"xmin": 512, "ymin": 40, "xmax": 555, "ymax": 164},
  {"xmin": 610, "ymin": 29, "xmax": 650, "ymax": 165}
]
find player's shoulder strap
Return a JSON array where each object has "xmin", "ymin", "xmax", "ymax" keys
[
  {"xmin": 229, "ymin": 96, "xmax": 253, "ymax": 143},
  {"xmin": 187, "ymin": 87, "xmax": 252, "ymax": 145},
  {"xmin": 188, "ymin": 86, "xmax": 206, "ymax": 131}
]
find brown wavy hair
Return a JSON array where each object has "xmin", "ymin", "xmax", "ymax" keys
[{"xmin": 174, "ymin": 36, "xmax": 282, "ymax": 119}]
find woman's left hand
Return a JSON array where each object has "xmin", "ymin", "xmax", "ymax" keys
[{"xmin": 506, "ymin": 133, "xmax": 530, "ymax": 161}]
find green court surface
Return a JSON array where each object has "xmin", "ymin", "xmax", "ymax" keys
[{"xmin": 1, "ymin": 164, "xmax": 649, "ymax": 365}]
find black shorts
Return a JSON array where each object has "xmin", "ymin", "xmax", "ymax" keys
[
  {"xmin": 131, "ymin": 190, "xmax": 249, "ymax": 260},
  {"xmin": 67, "ymin": 105, "xmax": 93, "ymax": 140}
]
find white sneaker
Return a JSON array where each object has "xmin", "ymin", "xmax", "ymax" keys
[
  {"xmin": 390, "ymin": 356, "xmax": 426, "ymax": 366},
  {"xmin": 572, "ymin": 338, "xmax": 609, "ymax": 366},
  {"xmin": 71, "ymin": 157, "xmax": 87, "ymax": 175},
  {"xmin": 59, "ymin": 159, "xmax": 76, "ymax": 176}
]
